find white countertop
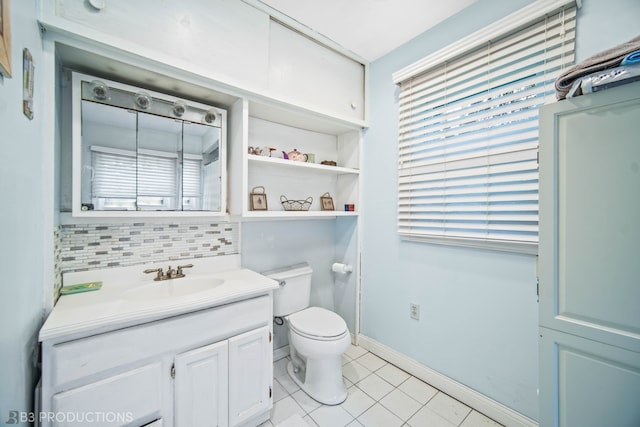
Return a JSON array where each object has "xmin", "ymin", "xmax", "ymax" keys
[{"xmin": 40, "ymin": 255, "xmax": 278, "ymax": 342}]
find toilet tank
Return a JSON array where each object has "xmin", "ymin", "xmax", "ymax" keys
[{"xmin": 264, "ymin": 263, "xmax": 312, "ymax": 317}]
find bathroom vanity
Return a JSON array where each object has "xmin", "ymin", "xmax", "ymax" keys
[{"xmin": 39, "ymin": 256, "xmax": 278, "ymax": 427}]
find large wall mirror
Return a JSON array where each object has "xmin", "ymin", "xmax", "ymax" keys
[{"xmin": 71, "ymin": 72, "xmax": 226, "ymax": 217}]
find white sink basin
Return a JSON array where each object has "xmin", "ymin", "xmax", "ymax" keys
[{"xmin": 122, "ymin": 276, "xmax": 225, "ymax": 301}]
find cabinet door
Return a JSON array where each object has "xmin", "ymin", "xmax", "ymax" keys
[
  {"xmin": 538, "ymin": 83, "xmax": 640, "ymax": 426},
  {"xmin": 175, "ymin": 341, "xmax": 229, "ymax": 427},
  {"xmin": 268, "ymin": 20, "xmax": 365, "ymax": 121},
  {"xmin": 228, "ymin": 327, "xmax": 272, "ymax": 427},
  {"xmin": 45, "ymin": 0, "xmax": 270, "ymax": 90}
]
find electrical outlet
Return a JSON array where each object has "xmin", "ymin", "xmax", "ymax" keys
[{"xmin": 410, "ymin": 303, "xmax": 420, "ymax": 320}]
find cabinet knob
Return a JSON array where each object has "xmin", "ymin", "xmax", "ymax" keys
[{"xmin": 350, "ymin": 102, "xmax": 358, "ymax": 111}]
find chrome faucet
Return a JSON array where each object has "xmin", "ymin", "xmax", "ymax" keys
[{"xmin": 143, "ymin": 264, "xmax": 194, "ymax": 281}]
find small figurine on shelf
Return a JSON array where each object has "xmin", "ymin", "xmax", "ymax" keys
[
  {"xmin": 285, "ymin": 149, "xmax": 308, "ymax": 162},
  {"xmin": 250, "ymin": 186, "xmax": 268, "ymax": 211},
  {"xmin": 320, "ymin": 192, "xmax": 335, "ymax": 211}
]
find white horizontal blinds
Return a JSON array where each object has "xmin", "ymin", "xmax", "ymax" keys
[
  {"xmin": 397, "ymin": 6, "xmax": 575, "ymax": 247},
  {"xmin": 183, "ymin": 158, "xmax": 202, "ymax": 197},
  {"xmin": 137, "ymin": 152, "xmax": 178, "ymax": 197},
  {"xmin": 91, "ymin": 149, "xmax": 136, "ymax": 199}
]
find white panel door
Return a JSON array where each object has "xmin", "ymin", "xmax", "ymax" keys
[
  {"xmin": 174, "ymin": 341, "xmax": 229, "ymax": 427},
  {"xmin": 228, "ymin": 327, "xmax": 272, "ymax": 427},
  {"xmin": 538, "ymin": 82, "xmax": 640, "ymax": 427}
]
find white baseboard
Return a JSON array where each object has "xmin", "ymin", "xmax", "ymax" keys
[{"xmin": 357, "ymin": 335, "xmax": 538, "ymax": 427}]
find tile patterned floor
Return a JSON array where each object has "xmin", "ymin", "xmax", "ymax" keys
[{"xmin": 260, "ymin": 345, "xmax": 504, "ymax": 427}]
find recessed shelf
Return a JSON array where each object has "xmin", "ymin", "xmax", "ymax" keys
[
  {"xmin": 248, "ymin": 155, "xmax": 359, "ymax": 175},
  {"xmin": 242, "ymin": 210, "xmax": 358, "ymax": 220}
]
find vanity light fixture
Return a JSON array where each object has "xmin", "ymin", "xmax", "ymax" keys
[
  {"xmin": 135, "ymin": 91, "xmax": 152, "ymax": 110},
  {"xmin": 172, "ymin": 100, "xmax": 187, "ymax": 117},
  {"xmin": 90, "ymin": 80, "xmax": 109, "ymax": 100},
  {"xmin": 204, "ymin": 109, "xmax": 218, "ymax": 124}
]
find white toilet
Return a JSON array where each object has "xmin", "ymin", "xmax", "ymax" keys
[{"xmin": 266, "ymin": 263, "xmax": 350, "ymax": 405}]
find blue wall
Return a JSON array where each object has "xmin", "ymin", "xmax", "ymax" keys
[
  {"xmin": 0, "ymin": 0, "xmax": 51, "ymax": 423},
  {"xmin": 360, "ymin": 0, "xmax": 640, "ymax": 420}
]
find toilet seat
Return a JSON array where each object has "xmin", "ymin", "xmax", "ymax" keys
[{"xmin": 287, "ymin": 307, "xmax": 348, "ymax": 341}]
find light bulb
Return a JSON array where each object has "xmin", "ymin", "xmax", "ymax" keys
[
  {"xmin": 90, "ymin": 80, "xmax": 109, "ymax": 100},
  {"xmin": 135, "ymin": 91, "xmax": 151, "ymax": 109}
]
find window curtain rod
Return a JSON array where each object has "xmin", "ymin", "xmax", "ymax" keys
[{"xmin": 392, "ymin": 0, "xmax": 579, "ymax": 84}]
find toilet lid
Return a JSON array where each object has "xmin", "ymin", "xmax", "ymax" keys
[{"xmin": 288, "ymin": 307, "xmax": 347, "ymax": 338}]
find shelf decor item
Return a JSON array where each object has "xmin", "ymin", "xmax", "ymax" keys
[
  {"xmin": 280, "ymin": 195, "xmax": 312, "ymax": 211},
  {"xmin": 320, "ymin": 192, "xmax": 335, "ymax": 211},
  {"xmin": 250, "ymin": 186, "xmax": 268, "ymax": 211}
]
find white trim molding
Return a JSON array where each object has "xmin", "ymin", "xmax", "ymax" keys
[
  {"xmin": 392, "ymin": 0, "xmax": 578, "ymax": 84},
  {"xmin": 358, "ymin": 335, "xmax": 538, "ymax": 427}
]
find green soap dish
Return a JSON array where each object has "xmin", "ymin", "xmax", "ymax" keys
[{"xmin": 60, "ymin": 281, "xmax": 103, "ymax": 295}]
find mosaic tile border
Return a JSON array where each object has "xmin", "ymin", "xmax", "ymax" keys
[{"xmin": 57, "ymin": 221, "xmax": 239, "ymax": 277}]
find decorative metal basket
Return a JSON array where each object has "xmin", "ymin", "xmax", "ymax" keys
[{"xmin": 280, "ymin": 195, "xmax": 313, "ymax": 211}]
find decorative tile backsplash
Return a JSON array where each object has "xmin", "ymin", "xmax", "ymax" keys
[{"xmin": 56, "ymin": 221, "xmax": 239, "ymax": 279}]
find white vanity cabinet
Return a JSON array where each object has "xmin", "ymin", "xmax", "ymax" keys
[{"xmin": 40, "ymin": 295, "xmax": 273, "ymax": 427}]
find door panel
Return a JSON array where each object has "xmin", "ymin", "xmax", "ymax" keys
[
  {"xmin": 175, "ymin": 341, "xmax": 229, "ymax": 427},
  {"xmin": 228, "ymin": 326, "xmax": 272, "ymax": 426},
  {"xmin": 539, "ymin": 328, "xmax": 640, "ymax": 427}
]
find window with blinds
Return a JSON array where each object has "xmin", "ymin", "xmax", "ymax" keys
[
  {"xmin": 395, "ymin": 3, "xmax": 575, "ymax": 253},
  {"xmin": 90, "ymin": 146, "xmax": 203, "ymax": 211}
]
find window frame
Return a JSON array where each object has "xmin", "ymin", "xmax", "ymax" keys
[{"xmin": 393, "ymin": 0, "xmax": 577, "ymax": 255}]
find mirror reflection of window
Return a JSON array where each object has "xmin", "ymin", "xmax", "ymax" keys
[{"xmin": 77, "ymin": 75, "xmax": 225, "ymax": 213}]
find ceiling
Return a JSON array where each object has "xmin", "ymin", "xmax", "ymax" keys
[{"xmin": 259, "ymin": 0, "xmax": 478, "ymax": 62}]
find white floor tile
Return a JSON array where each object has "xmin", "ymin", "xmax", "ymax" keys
[
  {"xmin": 309, "ymin": 404, "xmax": 355, "ymax": 427},
  {"xmin": 426, "ymin": 392, "xmax": 472, "ymax": 426},
  {"xmin": 271, "ymin": 346, "xmax": 503, "ymax": 427},
  {"xmin": 460, "ymin": 410, "xmax": 504, "ymax": 427},
  {"xmin": 379, "ymin": 388, "xmax": 422, "ymax": 421},
  {"xmin": 303, "ymin": 415, "xmax": 319, "ymax": 426},
  {"xmin": 277, "ymin": 370, "xmax": 302, "ymax": 394},
  {"xmin": 276, "ymin": 413, "xmax": 309, "ymax": 427},
  {"xmin": 344, "ymin": 344, "xmax": 368, "ymax": 360},
  {"xmin": 375, "ymin": 363, "xmax": 410, "ymax": 387},
  {"xmin": 356, "ymin": 373, "xmax": 394, "ymax": 401},
  {"xmin": 357, "ymin": 403, "xmax": 403, "ymax": 427},
  {"xmin": 355, "ymin": 352, "xmax": 387, "ymax": 372},
  {"xmin": 274, "ymin": 357, "xmax": 290, "ymax": 378},
  {"xmin": 291, "ymin": 389, "xmax": 323, "ymax": 414},
  {"xmin": 342, "ymin": 360, "xmax": 372, "ymax": 384},
  {"xmin": 340, "ymin": 386, "xmax": 376, "ymax": 417},
  {"xmin": 397, "ymin": 376, "xmax": 438, "ymax": 404},
  {"xmin": 271, "ymin": 396, "xmax": 307, "ymax": 426},
  {"xmin": 407, "ymin": 406, "xmax": 457, "ymax": 427},
  {"xmin": 342, "ymin": 353, "xmax": 352, "ymax": 365},
  {"xmin": 273, "ymin": 378, "xmax": 289, "ymax": 402}
]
